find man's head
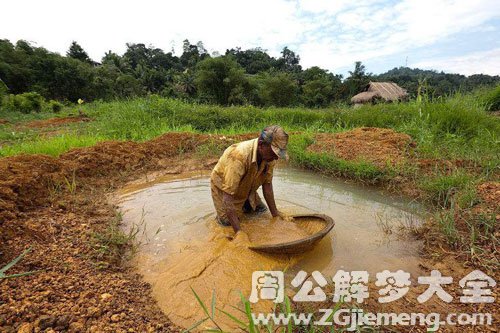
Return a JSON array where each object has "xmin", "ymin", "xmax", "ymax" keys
[{"xmin": 258, "ymin": 125, "xmax": 289, "ymax": 162}]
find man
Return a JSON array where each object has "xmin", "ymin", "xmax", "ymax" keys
[{"xmin": 210, "ymin": 125, "xmax": 289, "ymax": 238}]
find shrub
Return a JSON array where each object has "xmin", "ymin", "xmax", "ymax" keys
[
  {"xmin": 49, "ymin": 100, "xmax": 64, "ymax": 113},
  {"xmin": 5, "ymin": 92, "xmax": 45, "ymax": 113}
]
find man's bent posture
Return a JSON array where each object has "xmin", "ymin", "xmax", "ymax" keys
[{"xmin": 210, "ymin": 125, "xmax": 289, "ymax": 238}]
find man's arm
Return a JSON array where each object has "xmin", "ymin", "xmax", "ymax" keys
[
  {"xmin": 222, "ymin": 192, "xmax": 241, "ymax": 233},
  {"xmin": 262, "ymin": 182, "xmax": 279, "ymax": 217}
]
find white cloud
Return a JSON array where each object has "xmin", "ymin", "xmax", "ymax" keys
[
  {"xmin": 297, "ymin": 0, "xmax": 353, "ymax": 14},
  {"xmin": 298, "ymin": 0, "xmax": 500, "ymax": 72},
  {"xmin": 411, "ymin": 48, "xmax": 500, "ymax": 75},
  {"xmin": 0, "ymin": 0, "xmax": 499, "ymax": 75}
]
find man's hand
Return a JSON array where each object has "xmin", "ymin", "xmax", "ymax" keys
[
  {"xmin": 262, "ymin": 182, "xmax": 279, "ymax": 217},
  {"xmin": 272, "ymin": 211, "xmax": 292, "ymax": 222},
  {"xmin": 222, "ymin": 192, "xmax": 241, "ymax": 233},
  {"xmin": 232, "ymin": 231, "xmax": 251, "ymax": 246}
]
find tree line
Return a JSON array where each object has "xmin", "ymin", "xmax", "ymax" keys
[{"xmin": 1, "ymin": 39, "xmax": 499, "ymax": 108}]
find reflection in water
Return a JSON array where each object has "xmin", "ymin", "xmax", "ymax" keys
[{"xmin": 116, "ymin": 167, "xmax": 425, "ymax": 329}]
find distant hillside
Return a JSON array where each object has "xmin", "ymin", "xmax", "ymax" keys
[{"xmin": 374, "ymin": 67, "xmax": 500, "ymax": 98}]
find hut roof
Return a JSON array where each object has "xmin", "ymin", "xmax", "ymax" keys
[
  {"xmin": 351, "ymin": 81, "xmax": 407, "ymax": 103},
  {"xmin": 351, "ymin": 91, "xmax": 380, "ymax": 104}
]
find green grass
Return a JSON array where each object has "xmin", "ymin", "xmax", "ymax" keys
[
  {"xmin": 1, "ymin": 94, "xmax": 498, "ymax": 161},
  {"xmin": 419, "ymin": 171, "xmax": 477, "ymax": 207},
  {"xmin": 0, "ymin": 134, "xmax": 105, "ymax": 156}
]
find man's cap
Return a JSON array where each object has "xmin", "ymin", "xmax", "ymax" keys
[{"xmin": 260, "ymin": 125, "xmax": 289, "ymax": 160}]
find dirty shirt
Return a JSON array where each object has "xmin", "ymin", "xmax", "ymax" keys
[{"xmin": 211, "ymin": 138, "xmax": 275, "ymax": 211}]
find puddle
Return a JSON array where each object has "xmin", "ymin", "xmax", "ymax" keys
[{"xmin": 116, "ymin": 167, "xmax": 425, "ymax": 329}]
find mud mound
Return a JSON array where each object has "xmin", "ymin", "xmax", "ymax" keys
[
  {"xmin": 25, "ymin": 116, "xmax": 91, "ymax": 128},
  {"xmin": 60, "ymin": 140, "xmax": 148, "ymax": 177},
  {"xmin": 147, "ymin": 132, "xmax": 207, "ymax": 157},
  {"xmin": 0, "ymin": 155, "xmax": 64, "ymax": 222},
  {"xmin": 0, "ymin": 134, "xmax": 189, "ymax": 222},
  {"xmin": 308, "ymin": 127, "xmax": 415, "ymax": 168}
]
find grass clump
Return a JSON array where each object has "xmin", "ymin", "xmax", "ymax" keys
[
  {"xmin": 48, "ymin": 100, "xmax": 64, "ymax": 113},
  {"xmin": 90, "ymin": 212, "xmax": 143, "ymax": 269},
  {"xmin": 187, "ymin": 288, "xmax": 352, "ymax": 333},
  {"xmin": 194, "ymin": 138, "xmax": 229, "ymax": 159},
  {"xmin": 1, "ymin": 92, "xmax": 499, "ymax": 163},
  {"xmin": 474, "ymin": 84, "xmax": 500, "ymax": 112},
  {"xmin": 419, "ymin": 171, "xmax": 476, "ymax": 207}
]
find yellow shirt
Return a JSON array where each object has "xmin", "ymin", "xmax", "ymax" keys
[{"xmin": 211, "ymin": 138, "xmax": 275, "ymax": 209}]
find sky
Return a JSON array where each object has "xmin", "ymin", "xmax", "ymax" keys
[{"xmin": 1, "ymin": 0, "xmax": 499, "ymax": 76}]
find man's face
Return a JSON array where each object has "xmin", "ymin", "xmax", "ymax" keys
[{"xmin": 258, "ymin": 142, "xmax": 279, "ymax": 162}]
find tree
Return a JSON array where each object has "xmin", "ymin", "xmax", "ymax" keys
[
  {"xmin": 258, "ymin": 71, "xmax": 298, "ymax": 106},
  {"xmin": 0, "ymin": 39, "xmax": 33, "ymax": 94},
  {"xmin": 175, "ymin": 71, "xmax": 197, "ymax": 97},
  {"xmin": 225, "ymin": 47, "xmax": 274, "ymax": 74},
  {"xmin": 195, "ymin": 56, "xmax": 249, "ymax": 105},
  {"xmin": 275, "ymin": 47, "xmax": 301, "ymax": 72},
  {"xmin": 123, "ymin": 43, "xmax": 150, "ymax": 70},
  {"xmin": 373, "ymin": 67, "xmax": 500, "ymax": 98},
  {"xmin": 302, "ymin": 78, "xmax": 336, "ymax": 107},
  {"xmin": 180, "ymin": 39, "xmax": 209, "ymax": 69},
  {"xmin": 93, "ymin": 64, "xmax": 121, "ymax": 99},
  {"xmin": 2, "ymin": 37, "xmax": 500, "ymax": 105},
  {"xmin": 300, "ymin": 67, "xmax": 343, "ymax": 106},
  {"xmin": 67, "ymin": 41, "xmax": 92, "ymax": 64},
  {"xmin": 50, "ymin": 57, "xmax": 95, "ymax": 101},
  {"xmin": 343, "ymin": 61, "xmax": 371, "ymax": 99},
  {"xmin": 115, "ymin": 74, "xmax": 144, "ymax": 98}
]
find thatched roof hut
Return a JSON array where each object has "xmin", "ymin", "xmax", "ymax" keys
[{"xmin": 351, "ymin": 82, "xmax": 408, "ymax": 105}]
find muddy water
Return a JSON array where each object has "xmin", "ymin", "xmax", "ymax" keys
[{"xmin": 116, "ymin": 168, "xmax": 425, "ymax": 330}]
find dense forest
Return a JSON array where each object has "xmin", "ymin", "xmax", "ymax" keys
[{"xmin": 1, "ymin": 39, "xmax": 499, "ymax": 108}]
